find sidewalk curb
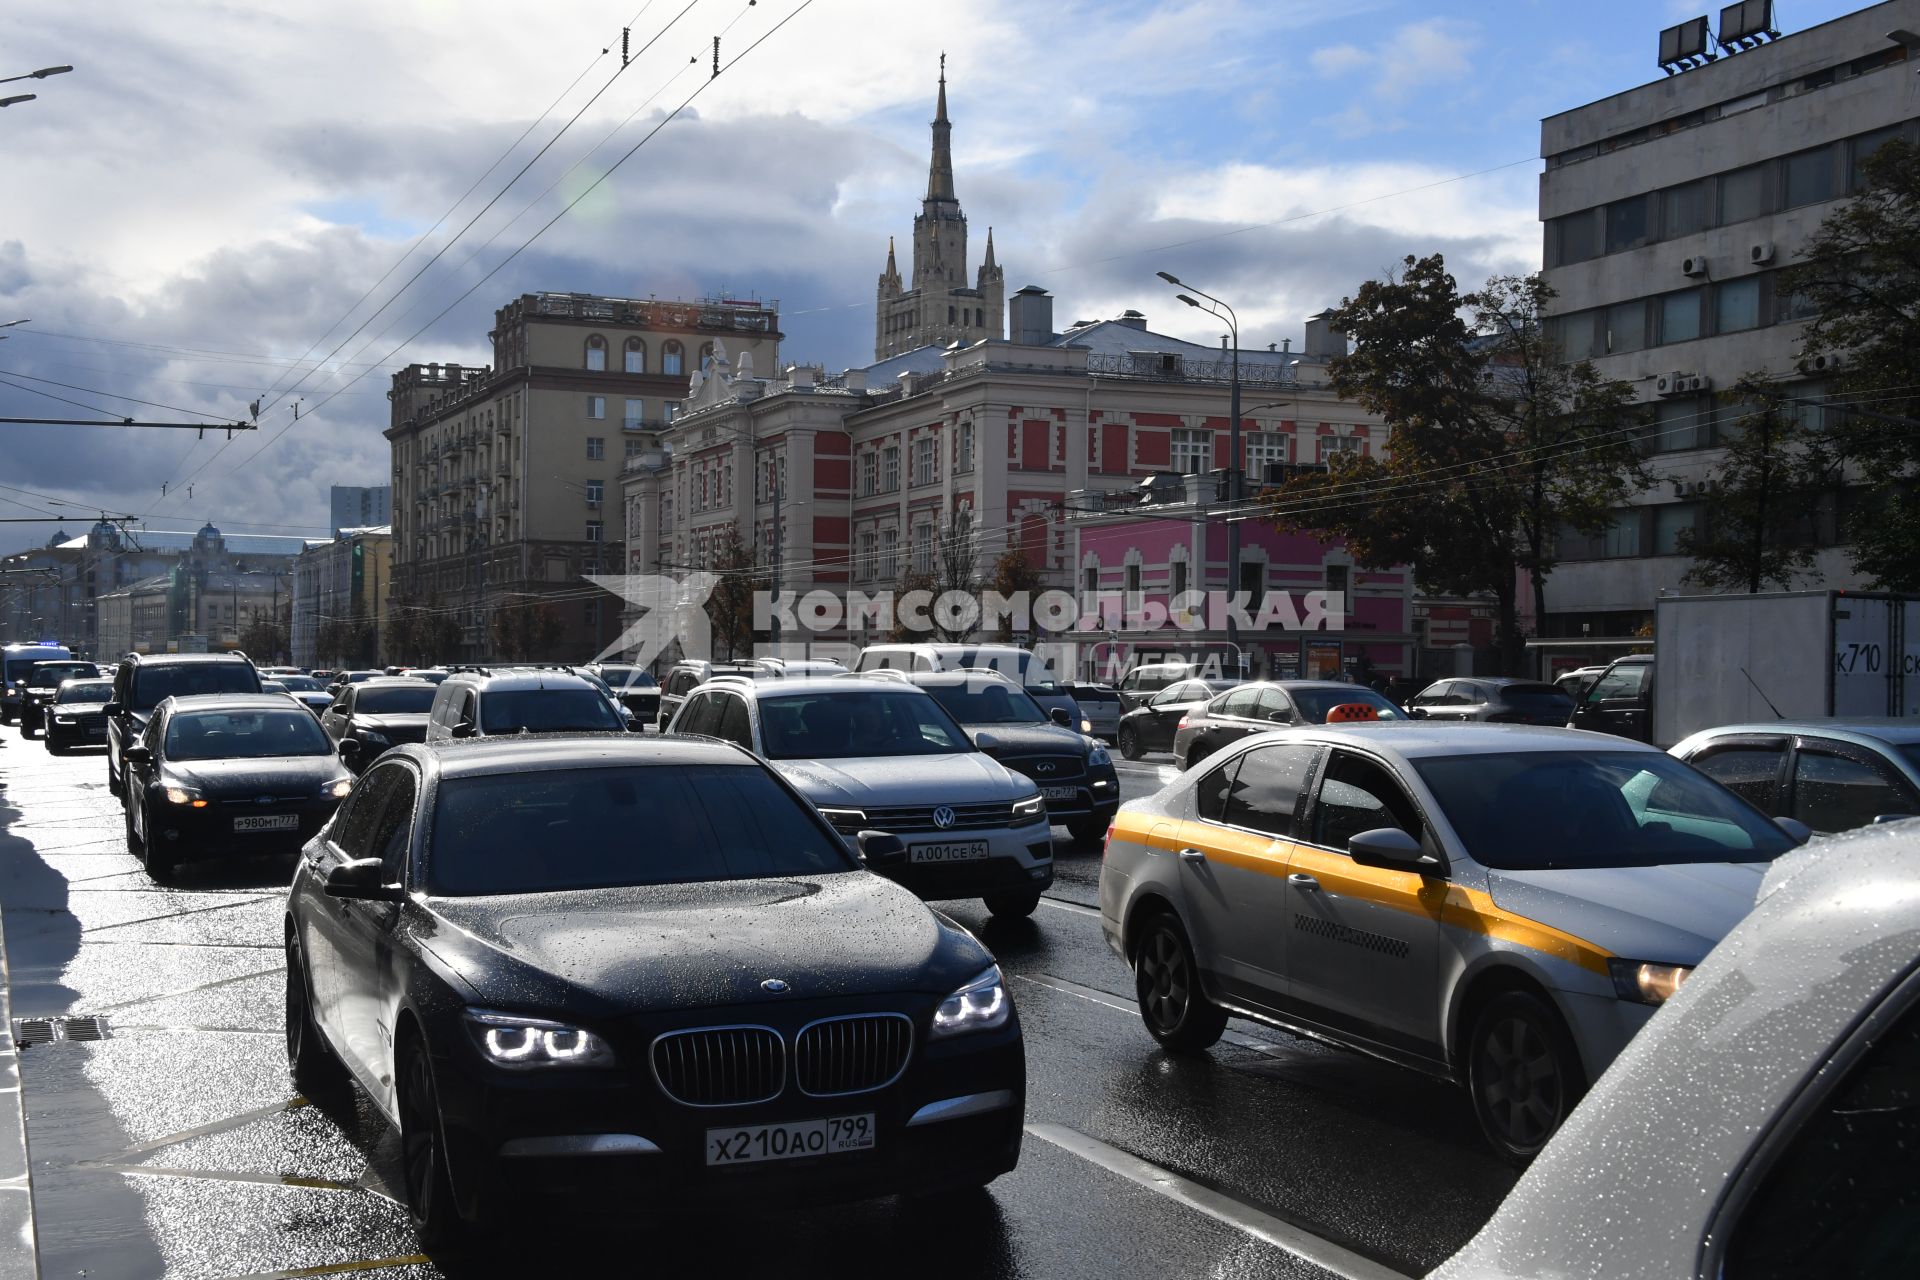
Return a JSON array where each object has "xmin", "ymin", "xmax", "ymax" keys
[{"xmin": 0, "ymin": 902, "xmax": 42, "ymax": 1280}]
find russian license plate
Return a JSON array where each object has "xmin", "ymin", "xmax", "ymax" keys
[
  {"xmin": 910, "ymin": 840, "xmax": 989, "ymax": 864},
  {"xmin": 1041, "ymin": 785, "xmax": 1078, "ymax": 801},
  {"xmin": 706, "ymin": 1114, "xmax": 876, "ymax": 1166},
  {"xmin": 233, "ymin": 814, "xmax": 299, "ymax": 832}
]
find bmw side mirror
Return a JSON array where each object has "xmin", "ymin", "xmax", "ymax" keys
[
  {"xmin": 122, "ymin": 745, "xmax": 152, "ymax": 766},
  {"xmin": 103, "ymin": 701, "xmax": 122, "ymax": 717},
  {"xmin": 337, "ymin": 739, "xmax": 361, "ymax": 761},
  {"xmin": 856, "ymin": 829, "xmax": 909, "ymax": 869},
  {"xmin": 1347, "ymin": 827, "xmax": 1443, "ymax": 875},
  {"xmin": 324, "ymin": 857, "xmax": 404, "ymax": 902},
  {"xmin": 1774, "ymin": 816, "xmax": 1814, "ymax": 845},
  {"xmin": 450, "ymin": 719, "xmax": 476, "ymax": 739},
  {"xmin": 627, "ymin": 717, "xmax": 647, "ymax": 733},
  {"xmin": 1049, "ymin": 706, "xmax": 1072, "ymax": 727}
]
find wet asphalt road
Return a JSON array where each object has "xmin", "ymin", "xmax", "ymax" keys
[{"xmin": 0, "ymin": 733, "xmax": 1518, "ymax": 1280}]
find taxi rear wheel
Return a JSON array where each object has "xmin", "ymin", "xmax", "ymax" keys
[
  {"xmin": 1133, "ymin": 914, "xmax": 1226, "ymax": 1052},
  {"xmin": 1117, "ymin": 723, "xmax": 1143, "ymax": 761},
  {"xmin": 1467, "ymin": 990, "xmax": 1585, "ymax": 1164}
]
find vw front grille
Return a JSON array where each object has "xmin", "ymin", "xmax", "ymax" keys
[
  {"xmin": 849, "ymin": 801, "xmax": 1012, "ymax": 833},
  {"xmin": 650, "ymin": 1025, "xmax": 784, "ymax": 1107},
  {"xmin": 795, "ymin": 1014, "xmax": 913, "ymax": 1096}
]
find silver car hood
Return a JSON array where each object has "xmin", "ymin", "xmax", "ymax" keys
[
  {"xmin": 772, "ymin": 751, "xmax": 1026, "ymax": 806},
  {"xmin": 1485, "ymin": 861, "xmax": 1768, "ymax": 965}
]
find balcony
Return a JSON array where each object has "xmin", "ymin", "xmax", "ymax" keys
[{"xmin": 622, "ymin": 417, "xmax": 670, "ymax": 433}]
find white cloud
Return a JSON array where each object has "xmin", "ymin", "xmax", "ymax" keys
[
  {"xmin": 1304, "ymin": 17, "xmax": 1481, "ymax": 115},
  {"xmin": 1310, "ymin": 44, "xmax": 1373, "ymax": 76}
]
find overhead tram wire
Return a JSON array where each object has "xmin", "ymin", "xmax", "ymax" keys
[
  {"xmin": 208, "ymin": 0, "xmax": 818, "ymax": 489},
  {"xmin": 0, "ymin": 367, "xmax": 236, "ymax": 421},
  {"xmin": 253, "ymin": 1, "xmax": 663, "ymax": 413},
  {"xmin": 255, "ymin": 0, "xmax": 707, "ymax": 422}
]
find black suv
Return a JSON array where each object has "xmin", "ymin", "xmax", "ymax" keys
[
  {"xmin": 106, "ymin": 653, "xmax": 262, "ymax": 799},
  {"xmin": 20, "ymin": 660, "xmax": 102, "ymax": 737}
]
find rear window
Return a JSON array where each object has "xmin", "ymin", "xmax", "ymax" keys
[
  {"xmin": 28, "ymin": 664, "xmax": 94, "ymax": 687},
  {"xmin": 1499, "ymin": 683, "xmax": 1574, "ymax": 709},
  {"xmin": 355, "ymin": 686, "xmax": 437, "ymax": 715},
  {"xmin": 598, "ymin": 666, "xmax": 657, "ymax": 689},
  {"xmin": 1289, "ymin": 687, "xmax": 1407, "ymax": 722},
  {"xmin": 428, "ymin": 764, "xmax": 852, "ymax": 894},
  {"xmin": 478, "ymin": 688, "xmax": 620, "ymax": 734},
  {"xmin": 1070, "ymin": 686, "xmax": 1120, "ymax": 705},
  {"xmin": 132, "ymin": 662, "xmax": 259, "ymax": 709}
]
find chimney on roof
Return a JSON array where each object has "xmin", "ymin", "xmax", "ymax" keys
[
  {"xmin": 1115, "ymin": 309, "xmax": 1148, "ymax": 331},
  {"xmin": 1009, "ymin": 285, "xmax": 1055, "ymax": 345}
]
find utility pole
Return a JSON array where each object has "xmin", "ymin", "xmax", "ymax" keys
[{"xmin": 770, "ymin": 456, "xmax": 783, "ymax": 652}]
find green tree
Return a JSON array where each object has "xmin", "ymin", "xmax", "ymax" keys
[
  {"xmin": 489, "ymin": 599, "xmax": 564, "ymax": 660},
  {"xmin": 704, "ymin": 529, "xmax": 758, "ymax": 660},
  {"xmin": 890, "ymin": 569, "xmax": 937, "ymax": 641},
  {"xmin": 1781, "ymin": 137, "xmax": 1920, "ymax": 579},
  {"xmin": 1266, "ymin": 256, "xmax": 1643, "ymax": 672},
  {"xmin": 988, "ymin": 546, "xmax": 1042, "ymax": 642},
  {"xmin": 928, "ymin": 511, "xmax": 980, "ymax": 643},
  {"xmin": 1679, "ymin": 380, "xmax": 1839, "ymax": 593}
]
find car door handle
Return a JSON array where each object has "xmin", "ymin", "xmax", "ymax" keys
[
  {"xmin": 1178, "ymin": 847, "xmax": 1206, "ymax": 864},
  {"xmin": 1288, "ymin": 873, "xmax": 1321, "ymax": 890}
]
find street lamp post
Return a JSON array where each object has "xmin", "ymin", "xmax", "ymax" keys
[
  {"xmin": 1157, "ymin": 271, "xmax": 1243, "ymax": 670},
  {"xmin": 0, "ymin": 65, "xmax": 72, "ymax": 111}
]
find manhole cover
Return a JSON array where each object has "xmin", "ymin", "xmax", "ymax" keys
[{"xmin": 11, "ymin": 1015, "xmax": 110, "ymax": 1048}]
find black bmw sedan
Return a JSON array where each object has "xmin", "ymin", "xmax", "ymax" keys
[
  {"xmin": 284, "ymin": 736, "xmax": 1025, "ymax": 1244},
  {"xmin": 123, "ymin": 694, "xmax": 354, "ymax": 881}
]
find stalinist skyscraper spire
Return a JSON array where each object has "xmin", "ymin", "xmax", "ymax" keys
[{"xmin": 874, "ymin": 56, "xmax": 1005, "ymax": 361}]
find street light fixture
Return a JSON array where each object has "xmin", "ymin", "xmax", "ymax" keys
[
  {"xmin": 1157, "ymin": 270, "xmax": 1245, "ymax": 668},
  {"xmin": 0, "ymin": 95, "xmax": 37, "ymax": 109},
  {"xmin": 0, "ymin": 66, "xmax": 72, "ymax": 85}
]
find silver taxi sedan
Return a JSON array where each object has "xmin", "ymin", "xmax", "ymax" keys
[{"xmin": 1099, "ymin": 723, "xmax": 1807, "ymax": 1160}]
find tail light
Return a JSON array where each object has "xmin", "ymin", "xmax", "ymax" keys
[
  {"xmin": 1102, "ymin": 822, "xmax": 1115, "ymax": 859},
  {"xmin": 1176, "ymin": 717, "xmax": 1189, "ymax": 730}
]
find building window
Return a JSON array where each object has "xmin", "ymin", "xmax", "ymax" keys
[
  {"xmin": 881, "ymin": 445, "xmax": 900, "ymax": 492},
  {"xmin": 913, "ymin": 436, "xmax": 936, "ymax": 486},
  {"xmin": 721, "ymin": 464, "xmax": 732, "ymax": 506},
  {"xmin": 624, "ymin": 398, "xmax": 645, "ymax": 429},
  {"xmin": 1654, "ymin": 502, "xmax": 1700, "ymax": 555},
  {"xmin": 624, "ymin": 338, "xmax": 646, "ymax": 373},
  {"xmin": 1243, "ymin": 431, "xmax": 1290, "ymax": 482},
  {"xmin": 699, "ymin": 342, "xmax": 714, "ymax": 371},
  {"xmin": 1239, "ymin": 560, "xmax": 1266, "ymax": 611},
  {"xmin": 1716, "ymin": 277, "xmax": 1763, "ymax": 334},
  {"xmin": 1169, "ymin": 558, "xmax": 1187, "ymax": 602},
  {"xmin": 1553, "ymin": 209, "xmax": 1599, "ymax": 266},
  {"xmin": 586, "ymin": 481, "xmax": 603, "ymax": 506},
  {"xmin": 585, "ymin": 335, "xmax": 607, "ymax": 371},
  {"xmin": 1607, "ymin": 299, "xmax": 1647, "ymax": 354},
  {"xmin": 625, "ymin": 439, "xmax": 644, "ymax": 459},
  {"xmin": 859, "ymin": 451, "xmax": 877, "ymax": 497},
  {"xmin": 912, "ymin": 524, "xmax": 933, "ymax": 574},
  {"xmin": 1325, "ymin": 563, "xmax": 1348, "ymax": 601},
  {"xmin": 1783, "ymin": 144, "xmax": 1836, "ymax": 209},
  {"xmin": 586, "ymin": 436, "xmax": 605, "ymax": 460},
  {"xmin": 975, "ymin": 308, "xmax": 984, "ymax": 328},
  {"xmin": 880, "ymin": 528, "xmax": 900, "ymax": 579},
  {"xmin": 1318, "ymin": 434, "xmax": 1361, "ymax": 464},
  {"xmin": 663, "ymin": 342, "xmax": 684, "ymax": 376},
  {"xmin": 1171, "ymin": 428, "xmax": 1212, "ymax": 475},
  {"xmin": 1604, "ymin": 194, "xmax": 1649, "ymax": 253},
  {"xmin": 857, "ymin": 530, "xmax": 877, "ymax": 580},
  {"xmin": 1850, "ymin": 126, "xmax": 1902, "ymax": 191},
  {"xmin": 1719, "ymin": 163, "xmax": 1768, "ymax": 225},
  {"xmin": 587, "ymin": 396, "xmax": 606, "ymax": 420},
  {"xmin": 1124, "ymin": 563, "xmax": 1142, "ymax": 613},
  {"xmin": 1661, "ymin": 177, "xmax": 1712, "ymax": 239},
  {"xmin": 1082, "ymin": 562, "xmax": 1099, "ymax": 606},
  {"xmin": 1660, "ymin": 288, "xmax": 1704, "ymax": 344},
  {"xmin": 586, "ymin": 521, "xmax": 603, "ymax": 543},
  {"xmin": 1650, "ymin": 398, "xmax": 1707, "ymax": 452},
  {"xmin": 1603, "ymin": 509, "xmax": 1641, "ymax": 558},
  {"xmin": 956, "ymin": 421, "xmax": 975, "ymax": 473}
]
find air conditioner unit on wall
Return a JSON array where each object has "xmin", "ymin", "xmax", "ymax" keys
[
  {"xmin": 1684, "ymin": 375, "xmax": 1712, "ymax": 393},
  {"xmin": 1656, "ymin": 372, "xmax": 1689, "ymax": 396},
  {"xmin": 1681, "ymin": 256, "xmax": 1709, "ymax": 277},
  {"xmin": 1749, "ymin": 242, "xmax": 1776, "ymax": 266},
  {"xmin": 1800, "ymin": 351, "xmax": 1844, "ymax": 374}
]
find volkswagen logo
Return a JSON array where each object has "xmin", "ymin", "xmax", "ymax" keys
[
  {"xmin": 760, "ymin": 978, "xmax": 790, "ymax": 994},
  {"xmin": 1033, "ymin": 762, "xmax": 1057, "ymax": 774},
  {"xmin": 932, "ymin": 805, "xmax": 957, "ymax": 830}
]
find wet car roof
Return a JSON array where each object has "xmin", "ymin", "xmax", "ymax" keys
[
  {"xmin": 1277, "ymin": 722, "xmax": 1658, "ymax": 759},
  {"xmin": 404, "ymin": 734, "xmax": 754, "ymax": 780}
]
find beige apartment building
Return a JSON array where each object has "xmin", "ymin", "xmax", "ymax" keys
[{"xmin": 386, "ymin": 291, "xmax": 781, "ymax": 660}]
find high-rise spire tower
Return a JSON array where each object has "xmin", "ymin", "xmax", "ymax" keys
[{"xmin": 873, "ymin": 58, "xmax": 1005, "ymax": 361}]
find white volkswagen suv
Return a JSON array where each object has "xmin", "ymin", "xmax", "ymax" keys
[{"xmin": 666, "ymin": 675, "xmax": 1054, "ymax": 917}]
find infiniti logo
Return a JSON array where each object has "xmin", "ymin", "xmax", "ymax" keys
[
  {"xmin": 760, "ymin": 978, "xmax": 790, "ymax": 994},
  {"xmin": 1033, "ymin": 762, "xmax": 1057, "ymax": 774},
  {"xmin": 932, "ymin": 805, "xmax": 956, "ymax": 830}
]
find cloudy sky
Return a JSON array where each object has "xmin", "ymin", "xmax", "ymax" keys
[{"xmin": 0, "ymin": 0, "xmax": 1869, "ymax": 548}]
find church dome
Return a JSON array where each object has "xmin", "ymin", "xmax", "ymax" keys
[
  {"xmin": 46, "ymin": 529, "xmax": 70, "ymax": 548},
  {"xmin": 197, "ymin": 521, "xmax": 221, "ymax": 540}
]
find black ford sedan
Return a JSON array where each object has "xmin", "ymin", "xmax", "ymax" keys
[
  {"xmin": 284, "ymin": 736, "xmax": 1024, "ymax": 1244},
  {"xmin": 123, "ymin": 694, "xmax": 354, "ymax": 881}
]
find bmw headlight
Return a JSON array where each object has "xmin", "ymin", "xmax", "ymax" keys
[
  {"xmin": 1087, "ymin": 741, "xmax": 1112, "ymax": 768},
  {"xmin": 463, "ymin": 1009, "xmax": 614, "ymax": 1069},
  {"xmin": 323, "ymin": 778, "xmax": 353, "ymax": 800},
  {"xmin": 930, "ymin": 967, "xmax": 1011, "ymax": 1040},
  {"xmin": 1608, "ymin": 959, "xmax": 1692, "ymax": 1006},
  {"xmin": 1011, "ymin": 793, "xmax": 1047, "ymax": 826}
]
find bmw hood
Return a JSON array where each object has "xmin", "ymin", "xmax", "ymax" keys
[
  {"xmin": 166, "ymin": 755, "xmax": 344, "ymax": 796},
  {"xmin": 1485, "ymin": 860, "xmax": 1770, "ymax": 965},
  {"xmin": 424, "ymin": 872, "xmax": 988, "ymax": 1014},
  {"xmin": 773, "ymin": 751, "xmax": 1030, "ymax": 805}
]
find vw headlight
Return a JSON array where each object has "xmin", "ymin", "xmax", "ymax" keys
[
  {"xmin": 163, "ymin": 786, "xmax": 206, "ymax": 808},
  {"xmin": 1608, "ymin": 959, "xmax": 1692, "ymax": 1006},
  {"xmin": 323, "ymin": 778, "xmax": 353, "ymax": 800},
  {"xmin": 930, "ymin": 967, "xmax": 1011, "ymax": 1040},
  {"xmin": 1011, "ymin": 794, "xmax": 1047, "ymax": 826},
  {"xmin": 463, "ymin": 1009, "xmax": 614, "ymax": 1069},
  {"xmin": 1087, "ymin": 741, "xmax": 1112, "ymax": 767}
]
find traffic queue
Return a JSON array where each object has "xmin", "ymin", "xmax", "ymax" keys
[{"xmin": 8, "ymin": 636, "xmax": 1915, "ymax": 1258}]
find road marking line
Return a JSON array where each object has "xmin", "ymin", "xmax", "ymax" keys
[
  {"xmin": 1039, "ymin": 895, "xmax": 1099, "ymax": 918},
  {"xmin": 1014, "ymin": 972, "xmax": 1302, "ymax": 1060},
  {"xmin": 210, "ymin": 1254, "xmax": 431, "ymax": 1279},
  {"xmin": 81, "ymin": 895, "xmax": 279, "ymax": 934},
  {"xmin": 82, "ymin": 1164, "xmax": 357, "ymax": 1192},
  {"xmin": 86, "ymin": 1097, "xmax": 308, "ymax": 1161},
  {"xmin": 1025, "ymin": 1123, "xmax": 1411, "ymax": 1280},
  {"xmin": 92, "ymin": 965, "xmax": 285, "ymax": 1014}
]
